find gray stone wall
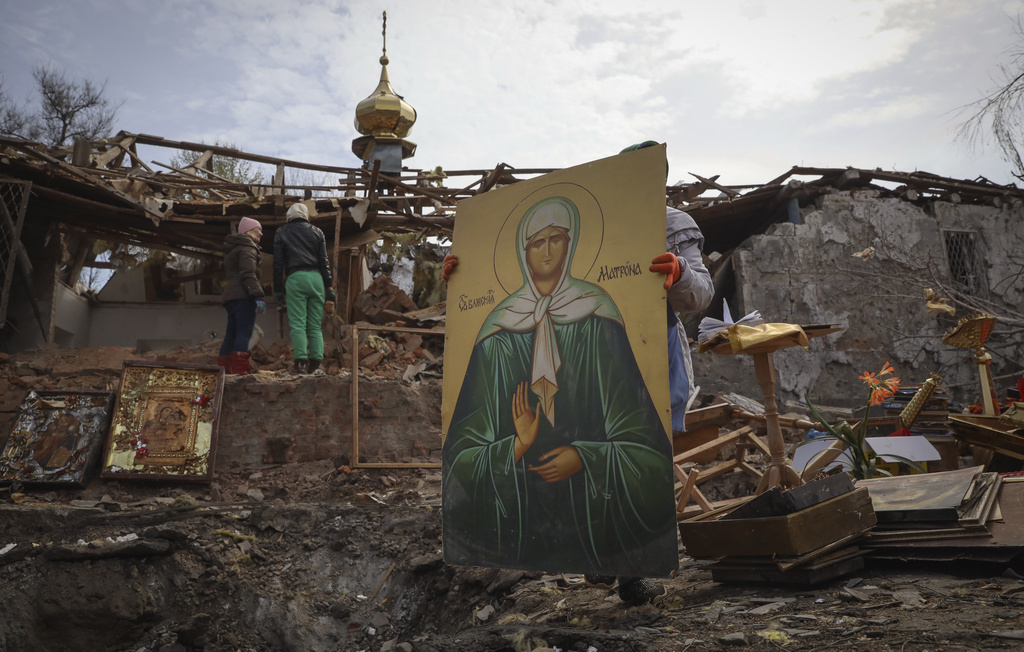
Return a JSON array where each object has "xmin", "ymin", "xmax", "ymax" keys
[{"xmin": 695, "ymin": 190, "xmax": 1024, "ymax": 410}]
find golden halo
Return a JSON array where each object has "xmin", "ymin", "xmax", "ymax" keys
[{"xmin": 492, "ymin": 183, "xmax": 605, "ymax": 295}]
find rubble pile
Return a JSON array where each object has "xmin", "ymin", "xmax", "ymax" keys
[
  {"xmin": 3, "ymin": 447, "xmax": 1024, "ymax": 651},
  {"xmin": 3, "ymin": 340, "xmax": 1024, "ymax": 650}
]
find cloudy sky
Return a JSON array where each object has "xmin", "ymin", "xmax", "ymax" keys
[{"xmin": 2, "ymin": 0, "xmax": 1023, "ymax": 187}]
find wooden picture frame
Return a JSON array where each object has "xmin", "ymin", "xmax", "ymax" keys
[
  {"xmin": 0, "ymin": 390, "xmax": 115, "ymax": 487},
  {"xmin": 100, "ymin": 361, "xmax": 225, "ymax": 483}
]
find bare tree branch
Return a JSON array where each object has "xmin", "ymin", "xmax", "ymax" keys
[
  {"xmin": 0, "ymin": 76, "xmax": 32, "ymax": 139},
  {"xmin": 29, "ymin": 65, "xmax": 122, "ymax": 146},
  {"xmin": 957, "ymin": 14, "xmax": 1024, "ymax": 181}
]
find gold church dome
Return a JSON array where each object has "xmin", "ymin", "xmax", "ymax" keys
[{"xmin": 354, "ymin": 54, "xmax": 417, "ymax": 139}]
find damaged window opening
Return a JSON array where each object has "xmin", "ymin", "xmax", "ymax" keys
[
  {"xmin": 0, "ymin": 179, "xmax": 30, "ymax": 327},
  {"xmin": 943, "ymin": 229, "xmax": 989, "ymax": 299}
]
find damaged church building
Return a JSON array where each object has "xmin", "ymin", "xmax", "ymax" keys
[
  {"xmin": 3, "ymin": 37, "xmax": 1024, "ymax": 652},
  {"xmin": 2, "ymin": 141, "xmax": 1021, "ymax": 432}
]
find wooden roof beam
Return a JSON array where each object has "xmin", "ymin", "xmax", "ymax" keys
[
  {"xmin": 129, "ymin": 133, "xmax": 364, "ymax": 175},
  {"xmin": 15, "ymin": 143, "xmax": 165, "ymax": 225}
]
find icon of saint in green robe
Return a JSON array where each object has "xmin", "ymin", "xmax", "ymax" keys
[{"xmin": 442, "ymin": 196, "xmax": 678, "ymax": 577}]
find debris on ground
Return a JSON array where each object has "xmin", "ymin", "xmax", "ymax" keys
[{"xmin": 2, "ymin": 345, "xmax": 1024, "ymax": 651}]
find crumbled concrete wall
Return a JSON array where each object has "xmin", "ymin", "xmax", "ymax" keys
[
  {"xmin": 696, "ymin": 189, "xmax": 1024, "ymax": 409},
  {"xmin": 53, "ymin": 283, "xmax": 92, "ymax": 347}
]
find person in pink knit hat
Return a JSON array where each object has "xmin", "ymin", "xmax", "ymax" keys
[{"xmin": 218, "ymin": 217, "xmax": 266, "ymax": 374}]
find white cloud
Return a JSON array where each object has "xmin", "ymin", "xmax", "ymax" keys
[{"xmin": 0, "ymin": 0, "xmax": 1018, "ymax": 185}]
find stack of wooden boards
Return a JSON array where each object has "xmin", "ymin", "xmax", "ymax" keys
[
  {"xmin": 857, "ymin": 465, "xmax": 1002, "ymax": 547},
  {"xmin": 679, "ymin": 467, "xmax": 1013, "ymax": 583}
]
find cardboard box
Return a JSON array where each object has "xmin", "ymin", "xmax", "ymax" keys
[{"xmin": 678, "ymin": 487, "xmax": 876, "ymax": 558}]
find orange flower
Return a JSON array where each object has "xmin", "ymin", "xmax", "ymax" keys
[
  {"xmin": 861, "ymin": 362, "xmax": 900, "ymax": 405},
  {"xmin": 869, "ymin": 387, "xmax": 894, "ymax": 405}
]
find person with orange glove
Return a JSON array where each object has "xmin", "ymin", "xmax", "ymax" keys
[
  {"xmin": 660, "ymin": 197, "xmax": 715, "ymax": 423},
  {"xmin": 594, "ymin": 142, "xmax": 716, "ymax": 604}
]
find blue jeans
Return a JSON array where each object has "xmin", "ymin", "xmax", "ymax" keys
[
  {"xmin": 220, "ymin": 299, "xmax": 257, "ymax": 355},
  {"xmin": 668, "ymin": 306, "xmax": 690, "ymax": 431}
]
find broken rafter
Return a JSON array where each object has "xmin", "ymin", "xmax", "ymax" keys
[
  {"xmin": 454, "ymin": 167, "xmax": 494, "ymax": 196},
  {"xmin": 475, "ymin": 163, "xmax": 508, "ymax": 195},
  {"xmin": 150, "ymin": 159, "xmax": 245, "ymax": 200},
  {"xmin": 763, "ymin": 166, "xmax": 800, "ymax": 187},
  {"xmin": 375, "ymin": 170, "xmax": 457, "ymax": 205},
  {"xmin": 6, "ymin": 137, "xmax": 166, "ymax": 226},
  {"xmin": 689, "ymin": 172, "xmax": 740, "ymax": 198},
  {"xmin": 30, "ymin": 184, "xmax": 154, "ymax": 221},
  {"xmin": 61, "ymin": 224, "xmax": 221, "ymax": 261},
  {"xmin": 369, "ymin": 214, "xmax": 454, "ymax": 232},
  {"xmin": 442, "ymin": 167, "xmax": 559, "ymax": 177},
  {"xmin": 789, "ymin": 166, "xmax": 1021, "ymax": 199},
  {"xmin": 129, "ymin": 133, "xmax": 365, "ymax": 176},
  {"xmin": 92, "ymin": 134, "xmax": 154, "ymax": 173},
  {"xmin": 397, "ymin": 204, "xmax": 454, "ymax": 235}
]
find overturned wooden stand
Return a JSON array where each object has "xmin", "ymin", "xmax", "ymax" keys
[{"xmin": 674, "ymin": 425, "xmax": 770, "ymax": 516}]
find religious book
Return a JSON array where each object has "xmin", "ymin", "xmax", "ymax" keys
[{"xmin": 697, "ymin": 299, "xmax": 763, "ymax": 344}]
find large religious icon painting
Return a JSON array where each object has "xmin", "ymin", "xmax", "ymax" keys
[
  {"xmin": 0, "ymin": 391, "xmax": 115, "ymax": 488},
  {"xmin": 100, "ymin": 361, "xmax": 224, "ymax": 483},
  {"xmin": 441, "ymin": 145, "xmax": 679, "ymax": 578}
]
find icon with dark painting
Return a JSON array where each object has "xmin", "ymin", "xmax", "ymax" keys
[
  {"xmin": 140, "ymin": 400, "xmax": 193, "ymax": 464},
  {"xmin": 0, "ymin": 391, "xmax": 114, "ymax": 487},
  {"xmin": 31, "ymin": 412, "xmax": 81, "ymax": 469}
]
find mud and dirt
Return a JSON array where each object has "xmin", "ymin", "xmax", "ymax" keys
[
  {"xmin": 2, "ymin": 347, "xmax": 1024, "ymax": 651},
  {"xmin": 4, "ymin": 460, "xmax": 1024, "ymax": 652}
]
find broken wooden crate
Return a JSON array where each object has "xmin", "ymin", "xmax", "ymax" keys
[
  {"xmin": 678, "ymin": 482, "xmax": 876, "ymax": 585},
  {"xmin": 674, "ymin": 425, "xmax": 769, "ymax": 516},
  {"xmin": 706, "ymin": 546, "xmax": 867, "ymax": 586}
]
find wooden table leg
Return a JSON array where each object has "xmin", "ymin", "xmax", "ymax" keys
[
  {"xmin": 976, "ymin": 348, "xmax": 1001, "ymax": 417},
  {"xmin": 751, "ymin": 351, "xmax": 802, "ymax": 493}
]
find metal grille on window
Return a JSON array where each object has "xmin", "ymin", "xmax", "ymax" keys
[
  {"xmin": 943, "ymin": 230, "xmax": 989, "ymax": 299},
  {"xmin": 0, "ymin": 179, "xmax": 31, "ymax": 328}
]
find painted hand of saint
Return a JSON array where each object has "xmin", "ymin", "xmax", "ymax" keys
[
  {"xmin": 512, "ymin": 381, "xmax": 538, "ymax": 460},
  {"xmin": 529, "ymin": 446, "xmax": 583, "ymax": 483}
]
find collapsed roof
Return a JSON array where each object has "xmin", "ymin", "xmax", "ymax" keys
[{"xmin": 1, "ymin": 131, "xmax": 1021, "ymax": 261}]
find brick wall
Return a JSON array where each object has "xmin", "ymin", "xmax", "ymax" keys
[{"xmin": 214, "ymin": 375, "xmax": 443, "ymax": 470}]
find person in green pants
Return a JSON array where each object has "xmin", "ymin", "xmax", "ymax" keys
[{"xmin": 272, "ymin": 203, "xmax": 336, "ymax": 375}]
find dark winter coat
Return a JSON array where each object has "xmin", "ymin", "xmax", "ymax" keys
[
  {"xmin": 272, "ymin": 219, "xmax": 333, "ymax": 293},
  {"xmin": 222, "ymin": 233, "xmax": 264, "ymax": 304}
]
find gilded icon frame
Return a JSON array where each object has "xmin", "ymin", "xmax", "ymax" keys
[{"xmin": 100, "ymin": 361, "xmax": 224, "ymax": 483}]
